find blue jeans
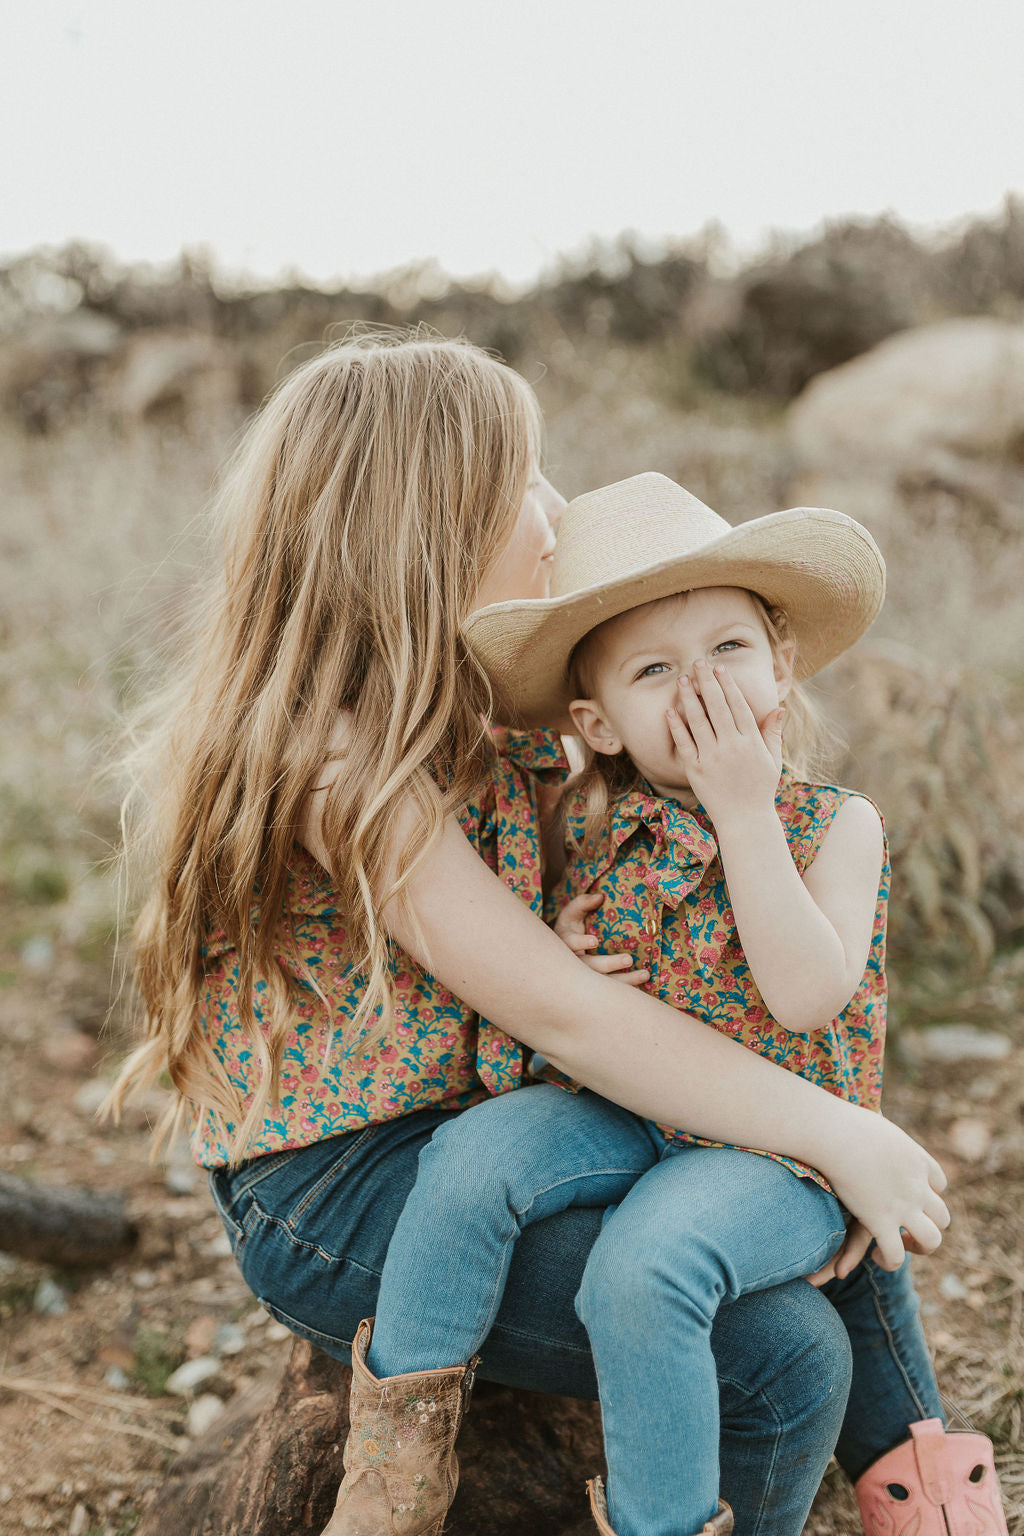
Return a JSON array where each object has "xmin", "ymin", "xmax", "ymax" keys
[
  {"xmin": 369, "ymin": 1086, "xmax": 849, "ymax": 1536},
  {"xmin": 209, "ymin": 1099, "xmax": 942, "ymax": 1536}
]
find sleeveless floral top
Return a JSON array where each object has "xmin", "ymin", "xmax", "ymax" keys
[
  {"xmin": 545, "ymin": 768, "xmax": 889, "ymax": 1189},
  {"xmin": 190, "ymin": 729, "xmax": 566, "ymax": 1168}
]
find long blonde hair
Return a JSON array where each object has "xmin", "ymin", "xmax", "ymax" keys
[
  {"xmin": 565, "ymin": 592, "xmax": 838, "ymax": 853},
  {"xmin": 107, "ymin": 332, "xmax": 542, "ymax": 1160}
]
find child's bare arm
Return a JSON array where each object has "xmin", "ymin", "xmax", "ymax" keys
[
  {"xmin": 668, "ymin": 659, "xmax": 882, "ymax": 1033},
  {"xmin": 715, "ymin": 795, "xmax": 882, "ymax": 1034}
]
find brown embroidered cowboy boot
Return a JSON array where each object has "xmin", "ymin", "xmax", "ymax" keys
[
  {"xmin": 587, "ymin": 1476, "xmax": 733, "ymax": 1535},
  {"xmin": 320, "ymin": 1317, "xmax": 479, "ymax": 1536}
]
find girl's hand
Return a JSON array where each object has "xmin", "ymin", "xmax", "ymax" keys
[
  {"xmin": 553, "ymin": 892, "xmax": 651, "ymax": 987},
  {"xmin": 820, "ymin": 1105, "xmax": 950, "ymax": 1273},
  {"xmin": 666, "ymin": 660, "xmax": 783, "ymax": 826}
]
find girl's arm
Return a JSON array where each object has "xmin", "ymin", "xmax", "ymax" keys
[
  {"xmin": 714, "ymin": 794, "xmax": 883, "ymax": 1034},
  {"xmin": 302, "ymin": 769, "xmax": 946, "ymax": 1274},
  {"xmin": 669, "ymin": 661, "xmax": 882, "ymax": 1033}
]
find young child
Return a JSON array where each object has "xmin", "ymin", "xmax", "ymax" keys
[{"xmin": 326, "ymin": 475, "xmax": 1007, "ymax": 1536}]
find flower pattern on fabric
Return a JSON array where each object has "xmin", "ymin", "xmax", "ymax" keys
[
  {"xmin": 545, "ymin": 767, "xmax": 890, "ymax": 1189},
  {"xmin": 191, "ymin": 729, "xmax": 569, "ymax": 1168}
]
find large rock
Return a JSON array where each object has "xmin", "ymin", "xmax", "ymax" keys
[
  {"xmin": 140, "ymin": 1337, "xmax": 602, "ymax": 1536},
  {"xmin": 108, "ymin": 327, "xmax": 242, "ymax": 423},
  {"xmin": 788, "ymin": 317, "xmax": 1024, "ymax": 475},
  {"xmin": 0, "ymin": 309, "xmax": 122, "ymax": 429}
]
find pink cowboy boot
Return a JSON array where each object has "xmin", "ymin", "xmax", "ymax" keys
[
  {"xmin": 586, "ymin": 1476, "xmax": 732, "ymax": 1535},
  {"xmin": 854, "ymin": 1417, "xmax": 1009, "ymax": 1535}
]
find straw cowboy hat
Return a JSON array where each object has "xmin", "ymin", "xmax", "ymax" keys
[{"xmin": 464, "ymin": 472, "xmax": 885, "ymax": 729}]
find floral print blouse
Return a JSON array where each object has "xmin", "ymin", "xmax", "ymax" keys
[
  {"xmin": 545, "ymin": 767, "xmax": 890, "ymax": 1188},
  {"xmin": 190, "ymin": 730, "xmax": 567, "ymax": 1168}
]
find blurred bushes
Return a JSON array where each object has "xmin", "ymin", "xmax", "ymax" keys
[{"xmin": 3, "ymin": 200, "xmax": 1023, "ymax": 431}]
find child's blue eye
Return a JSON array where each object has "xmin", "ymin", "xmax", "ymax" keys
[
  {"xmin": 637, "ymin": 662, "xmax": 671, "ymax": 679},
  {"xmin": 713, "ymin": 640, "xmax": 741, "ymax": 654}
]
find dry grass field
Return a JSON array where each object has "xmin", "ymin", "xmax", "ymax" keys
[{"xmin": 1, "ymin": 282, "xmax": 1023, "ymax": 1533}]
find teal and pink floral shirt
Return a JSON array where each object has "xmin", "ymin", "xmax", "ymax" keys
[
  {"xmin": 190, "ymin": 729, "xmax": 567, "ymax": 1168},
  {"xmin": 545, "ymin": 767, "xmax": 890, "ymax": 1189}
]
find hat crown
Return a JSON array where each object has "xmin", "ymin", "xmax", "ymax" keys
[{"xmin": 551, "ymin": 473, "xmax": 731, "ymax": 598}]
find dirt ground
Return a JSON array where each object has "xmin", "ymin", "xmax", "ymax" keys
[{"xmin": 1, "ymin": 949, "xmax": 1022, "ymax": 1536}]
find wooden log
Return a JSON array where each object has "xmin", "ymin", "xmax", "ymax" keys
[
  {"xmin": 0, "ymin": 1172, "xmax": 138, "ymax": 1267},
  {"xmin": 141, "ymin": 1337, "xmax": 603, "ymax": 1535}
]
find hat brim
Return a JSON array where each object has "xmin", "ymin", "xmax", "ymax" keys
[{"xmin": 464, "ymin": 507, "xmax": 884, "ymax": 730}]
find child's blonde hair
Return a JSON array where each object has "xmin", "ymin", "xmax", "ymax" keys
[
  {"xmin": 565, "ymin": 591, "xmax": 837, "ymax": 854},
  {"xmin": 107, "ymin": 331, "xmax": 542, "ymax": 1161}
]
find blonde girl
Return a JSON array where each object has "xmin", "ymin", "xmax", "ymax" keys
[{"xmin": 108, "ymin": 340, "xmax": 949, "ymax": 1536}]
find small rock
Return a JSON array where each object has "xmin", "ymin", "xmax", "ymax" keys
[
  {"xmin": 34, "ymin": 1277, "xmax": 68, "ymax": 1316},
  {"xmin": 164, "ymin": 1355, "xmax": 220, "ymax": 1396},
  {"xmin": 183, "ymin": 1315, "xmax": 218, "ymax": 1357},
  {"xmin": 214, "ymin": 1322, "xmax": 245, "ymax": 1357},
  {"xmin": 40, "ymin": 1027, "xmax": 98, "ymax": 1075},
  {"xmin": 939, "ymin": 1273, "xmax": 969, "ymax": 1301},
  {"xmin": 903, "ymin": 1025, "xmax": 1012, "ymax": 1065},
  {"xmin": 20, "ymin": 935, "xmax": 54, "ymax": 972},
  {"xmin": 68, "ymin": 1503, "xmax": 89, "ymax": 1536},
  {"xmin": 967, "ymin": 1076, "xmax": 999, "ymax": 1101},
  {"xmin": 266, "ymin": 1321, "xmax": 291, "ymax": 1341},
  {"xmin": 0, "ymin": 1485, "xmax": 12, "ymax": 1503},
  {"xmin": 104, "ymin": 1366, "xmax": 131, "ymax": 1391},
  {"xmin": 186, "ymin": 1392, "xmax": 225, "ymax": 1437},
  {"xmin": 131, "ymin": 1269, "xmax": 158, "ymax": 1290},
  {"xmin": 165, "ymin": 1165, "xmax": 199, "ymax": 1197},
  {"xmin": 200, "ymin": 1230, "xmax": 233, "ymax": 1259},
  {"xmin": 91, "ymin": 1145, "xmax": 116, "ymax": 1166},
  {"xmin": 74, "ymin": 1079, "xmax": 111, "ymax": 1117},
  {"xmin": 948, "ymin": 1118, "xmax": 992, "ymax": 1162}
]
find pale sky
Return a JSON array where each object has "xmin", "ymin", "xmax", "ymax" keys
[{"xmin": 4, "ymin": 0, "xmax": 1023, "ymax": 288}]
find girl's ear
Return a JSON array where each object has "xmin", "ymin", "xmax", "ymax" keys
[
  {"xmin": 568, "ymin": 699, "xmax": 623, "ymax": 756},
  {"xmin": 773, "ymin": 639, "xmax": 797, "ymax": 703}
]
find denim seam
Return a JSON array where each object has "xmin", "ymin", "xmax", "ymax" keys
[
  {"xmin": 734, "ymin": 1227, "xmax": 847, "ymax": 1296},
  {"xmin": 510, "ymin": 1163, "xmax": 658, "ymax": 1219},
  {"xmin": 286, "ymin": 1124, "xmax": 381, "ymax": 1226},
  {"xmin": 259, "ymin": 1297, "xmax": 352, "ymax": 1351},
  {"xmin": 226, "ymin": 1144, "xmax": 306, "ymax": 1198},
  {"xmin": 864, "ymin": 1262, "xmax": 931, "ymax": 1420},
  {"xmin": 247, "ymin": 1202, "xmax": 382, "ymax": 1267},
  {"xmin": 718, "ymin": 1370, "xmax": 785, "ymax": 1535},
  {"xmin": 208, "ymin": 1171, "xmax": 244, "ymax": 1239}
]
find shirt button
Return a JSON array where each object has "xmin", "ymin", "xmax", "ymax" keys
[{"xmin": 642, "ymin": 914, "xmax": 658, "ymax": 937}]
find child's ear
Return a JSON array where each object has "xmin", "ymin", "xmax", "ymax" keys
[
  {"xmin": 773, "ymin": 639, "xmax": 796, "ymax": 703},
  {"xmin": 568, "ymin": 699, "xmax": 623, "ymax": 756}
]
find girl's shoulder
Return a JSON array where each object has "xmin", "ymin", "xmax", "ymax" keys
[
  {"xmin": 487, "ymin": 725, "xmax": 571, "ymax": 783},
  {"xmin": 777, "ymin": 771, "xmax": 885, "ymax": 871}
]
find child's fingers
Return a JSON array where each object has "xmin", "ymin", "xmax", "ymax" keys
[
  {"xmin": 926, "ymin": 1153, "xmax": 948, "ymax": 1194},
  {"xmin": 610, "ymin": 968, "xmax": 651, "ymax": 988},
  {"xmin": 666, "ymin": 704, "xmax": 697, "ymax": 759},
  {"xmin": 830, "ymin": 1220, "xmax": 875, "ymax": 1279},
  {"xmin": 694, "ymin": 660, "xmax": 737, "ymax": 737},
  {"xmin": 563, "ymin": 932, "xmax": 599, "ymax": 955},
  {"xmin": 901, "ymin": 1212, "xmax": 945, "ymax": 1257},
  {"xmin": 868, "ymin": 1227, "xmax": 908, "ymax": 1272},
  {"xmin": 557, "ymin": 892, "xmax": 604, "ymax": 923},
  {"xmin": 924, "ymin": 1187, "xmax": 951, "ymax": 1232},
  {"xmin": 676, "ymin": 675, "xmax": 715, "ymax": 749},
  {"xmin": 712, "ymin": 665, "xmax": 759, "ymax": 733},
  {"xmin": 584, "ymin": 952, "xmax": 643, "ymax": 976}
]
